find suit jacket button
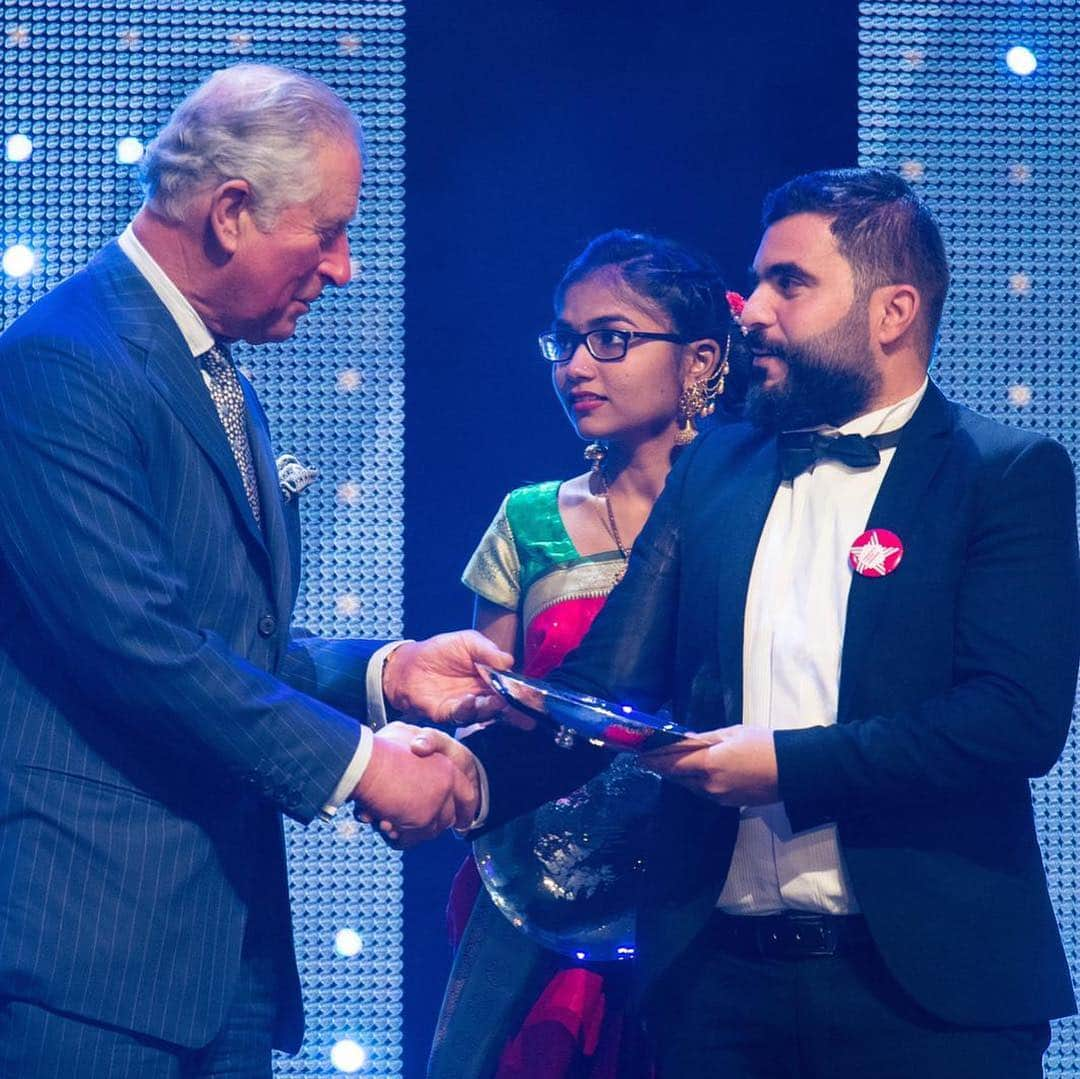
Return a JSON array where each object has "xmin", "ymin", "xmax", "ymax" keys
[{"xmin": 258, "ymin": 613, "xmax": 277, "ymax": 638}]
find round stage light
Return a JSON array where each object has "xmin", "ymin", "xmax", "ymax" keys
[
  {"xmin": 330, "ymin": 1039, "xmax": 367, "ymax": 1073},
  {"xmin": 3, "ymin": 244, "xmax": 36, "ymax": 278},
  {"xmin": 334, "ymin": 927, "xmax": 364, "ymax": 957},
  {"xmin": 5, "ymin": 133, "xmax": 33, "ymax": 162},
  {"xmin": 1005, "ymin": 46, "xmax": 1037, "ymax": 76},
  {"xmin": 115, "ymin": 136, "xmax": 145, "ymax": 164}
]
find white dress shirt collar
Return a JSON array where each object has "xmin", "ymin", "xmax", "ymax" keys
[
  {"xmin": 809, "ymin": 377, "xmax": 930, "ymax": 440},
  {"xmin": 118, "ymin": 224, "xmax": 215, "ymax": 358}
]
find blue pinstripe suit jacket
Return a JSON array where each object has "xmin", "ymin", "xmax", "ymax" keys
[{"xmin": 0, "ymin": 243, "xmax": 383, "ymax": 1051}]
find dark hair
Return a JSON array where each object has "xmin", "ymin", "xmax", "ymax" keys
[
  {"xmin": 553, "ymin": 229, "xmax": 748, "ymax": 409},
  {"xmin": 762, "ymin": 168, "xmax": 949, "ymax": 352}
]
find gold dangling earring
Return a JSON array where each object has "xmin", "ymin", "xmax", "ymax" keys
[
  {"xmin": 675, "ymin": 382, "xmax": 707, "ymax": 445},
  {"xmin": 674, "ymin": 333, "xmax": 732, "ymax": 446}
]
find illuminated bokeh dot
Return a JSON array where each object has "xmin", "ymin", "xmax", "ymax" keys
[
  {"xmin": 899, "ymin": 160, "xmax": 925, "ymax": 182},
  {"xmin": 330, "ymin": 1039, "xmax": 367, "ymax": 1073},
  {"xmin": 349, "ymin": 256, "xmax": 363, "ymax": 279},
  {"xmin": 1007, "ymin": 272, "xmax": 1032, "ymax": 296},
  {"xmin": 1008, "ymin": 383, "xmax": 1033, "ymax": 409},
  {"xmin": 337, "ymin": 481, "xmax": 362, "ymax": 506},
  {"xmin": 339, "ymin": 34, "xmax": 361, "ymax": 55},
  {"xmin": 3, "ymin": 244, "xmax": 36, "ymax": 278},
  {"xmin": 336, "ymin": 817, "xmax": 360, "ymax": 840},
  {"xmin": 1005, "ymin": 46, "xmax": 1037, "ymax": 76},
  {"xmin": 1007, "ymin": 163, "xmax": 1032, "ymax": 185},
  {"xmin": 900, "ymin": 48, "xmax": 926, "ymax": 69},
  {"xmin": 228, "ymin": 30, "xmax": 253, "ymax": 53},
  {"xmin": 335, "ymin": 592, "xmax": 361, "ymax": 617},
  {"xmin": 5, "ymin": 133, "xmax": 33, "ymax": 162},
  {"xmin": 337, "ymin": 368, "xmax": 362, "ymax": 393},
  {"xmin": 118, "ymin": 28, "xmax": 141, "ymax": 49},
  {"xmin": 115, "ymin": 137, "xmax": 145, "ymax": 164},
  {"xmin": 6, "ymin": 25, "xmax": 30, "ymax": 47},
  {"xmin": 335, "ymin": 928, "xmax": 364, "ymax": 957}
]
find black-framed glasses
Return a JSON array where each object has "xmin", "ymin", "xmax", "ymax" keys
[{"xmin": 537, "ymin": 328, "xmax": 689, "ymax": 363}]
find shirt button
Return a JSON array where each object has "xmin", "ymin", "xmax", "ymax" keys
[{"xmin": 258, "ymin": 613, "xmax": 277, "ymax": 637}]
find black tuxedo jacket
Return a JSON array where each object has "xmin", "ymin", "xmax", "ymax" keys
[
  {"xmin": 0, "ymin": 244, "xmax": 383, "ymax": 1050},
  {"xmin": 469, "ymin": 382, "xmax": 1078, "ymax": 1027}
]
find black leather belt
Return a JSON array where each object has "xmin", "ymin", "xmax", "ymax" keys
[{"xmin": 706, "ymin": 911, "xmax": 872, "ymax": 960}]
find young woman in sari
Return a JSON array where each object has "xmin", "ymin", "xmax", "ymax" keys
[{"xmin": 429, "ymin": 229, "xmax": 745, "ymax": 1079}]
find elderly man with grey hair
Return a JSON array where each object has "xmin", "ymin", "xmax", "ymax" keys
[{"xmin": 0, "ymin": 64, "xmax": 505, "ymax": 1077}]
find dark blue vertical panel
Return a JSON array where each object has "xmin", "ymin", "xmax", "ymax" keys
[{"xmin": 403, "ymin": 2, "xmax": 859, "ymax": 1072}]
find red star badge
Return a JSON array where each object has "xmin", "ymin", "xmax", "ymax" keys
[{"xmin": 849, "ymin": 528, "xmax": 904, "ymax": 577}]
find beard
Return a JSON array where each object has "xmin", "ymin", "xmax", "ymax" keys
[{"xmin": 745, "ymin": 304, "xmax": 882, "ymax": 432}]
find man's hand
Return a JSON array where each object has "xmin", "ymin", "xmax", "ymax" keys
[
  {"xmin": 351, "ymin": 722, "xmax": 480, "ymax": 848},
  {"xmin": 366, "ymin": 728, "xmax": 486, "ymax": 843},
  {"xmin": 641, "ymin": 727, "xmax": 779, "ymax": 806},
  {"xmin": 409, "ymin": 727, "xmax": 485, "ymax": 824},
  {"xmin": 382, "ymin": 630, "xmax": 512, "ymax": 725}
]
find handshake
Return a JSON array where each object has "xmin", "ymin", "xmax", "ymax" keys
[{"xmin": 348, "ymin": 630, "xmax": 514, "ymax": 848}]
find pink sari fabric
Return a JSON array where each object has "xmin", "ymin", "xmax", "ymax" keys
[
  {"xmin": 521, "ymin": 594, "xmax": 607, "ymax": 681},
  {"xmin": 494, "ymin": 969, "xmax": 609, "ymax": 1079}
]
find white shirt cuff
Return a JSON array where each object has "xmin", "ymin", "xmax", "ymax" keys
[
  {"xmin": 470, "ymin": 757, "xmax": 491, "ymax": 830},
  {"xmin": 365, "ymin": 639, "xmax": 412, "ymax": 731},
  {"xmin": 320, "ymin": 727, "xmax": 374, "ymax": 820},
  {"xmin": 457, "ymin": 729, "xmax": 491, "ymax": 831}
]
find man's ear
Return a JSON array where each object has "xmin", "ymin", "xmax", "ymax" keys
[
  {"xmin": 874, "ymin": 283, "xmax": 920, "ymax": 347},
  {"xmin": 207, "ymin": 180, "xmax": 254, "ymax": 255}
]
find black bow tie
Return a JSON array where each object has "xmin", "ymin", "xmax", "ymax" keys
[{"xmin": 777, "ymin": 427, "xmax": 904, "ymax": 482}]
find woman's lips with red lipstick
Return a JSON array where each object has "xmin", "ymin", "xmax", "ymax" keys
[{"xmin": 570, "ymin": 392, "xmax": 606, "ymax": 413}]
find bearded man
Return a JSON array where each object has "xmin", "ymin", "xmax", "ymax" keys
[{"xmin": 455, "ymin": 168, "xmax": 1079, "ymax": 1077}]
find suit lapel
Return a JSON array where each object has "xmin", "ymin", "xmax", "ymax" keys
[
  {"xmin": 91, "ymin": 244, "xmax": 269, "ymax": 556},
  {"xmin": 713, "ymin": 435, "xmax": 782, "ymax": 726},
  {"xmin": 838, "ymin": 382, "xmax": 953, "ymax": 720}
]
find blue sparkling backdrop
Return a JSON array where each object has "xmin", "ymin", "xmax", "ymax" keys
[
  {"xmin": 861, "ymin": 3, "xmax": 1080, "ymax": 1072},
  {"xmin": 1, "ymin": 2, "xmax": 405, "ymax": 1075}
]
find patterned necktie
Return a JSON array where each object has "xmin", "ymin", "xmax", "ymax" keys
[
  {"xmin": 200, "ymin": 344, "xmax": 262, "ymax": 525},
  {"xmin": 777, "ymin": 426, "xmax": 905, "ymax": 482}
]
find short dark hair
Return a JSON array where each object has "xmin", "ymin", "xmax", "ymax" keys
[
  {"xmin": 762, "ymin": 168, "xmax": 950, "ymax": 353},
  {"xmin": 553, "ymin": 229, "xmax": 748, "ymax": 408}
]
